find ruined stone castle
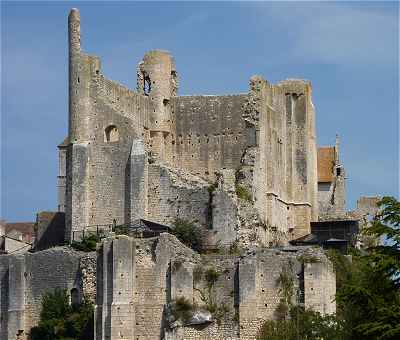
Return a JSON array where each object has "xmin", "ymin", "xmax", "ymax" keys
[{"xmin": 0, "ymin": 8, "xmax": 380, "ymax": 340}]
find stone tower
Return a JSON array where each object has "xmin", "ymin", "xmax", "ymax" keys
[{"xmin": 137, "ymin": 50, "xmax": 178, "ymax": 162}]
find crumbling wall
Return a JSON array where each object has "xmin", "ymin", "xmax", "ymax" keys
[
  {"xmin": 0, "ymin": 239, "xmax": 336, "ymax": 340},
  {"xmin": 351, "ymin": 196, "xmax": 381, "ymax": 248},
  {"xmin": 96, "ymin": 236, "xmax": 135, "ymax": 340},
  {"xmin": 304, "ymin": 256, "xmax": 336, "ymax": 315},
  {"xmin": 239, "ymin": 76, "xmax": 317, "ymax": 242},
  {"xmin": 66, "ymin": 69, "xmax": 153, "ymax": 238},
  {"xmin": 0, "ymin": 255, "xmax": 9, "ymax": 339},
  {"xmin": 147, "ymin": 164, "xmax": 211, "ymax": 227},
  {"xmin": 238, "ymin": 247, "xmax": 334, "ymax": 339},
  {"xmin": 172, "ymin": 94, "xmax": 251, "ymax": 181},
  {"xmin": 127, "ymin": 234, "xmax": 198, "ymax": 340},
  {"xmin": 126, "ymin": 139, "xmax": 148, "ymax": 223},
  {"xmin": 355, "ymin": 196, "xmax": 381, "ymax": 217},
  {"xmin": 23, "ymin": 248, "xmax": 84, "ymax": 332},
  {"xmin": 0, "ymin": 247, "xmax": 96, "ymax": 340},
  {"xmin": 66, "ymin": 10, "xmax": 154, "ymax": 241},
  {"xmin": 238, "ymin": 250, "xmax": 300, "ymax": 339},
  {"xmin": 34, "ymin": 211, "xmax": 65, "ymax": 250},
  {"xmin": 168, "ymin": 321, "xmax": 239, "ymax": 340}
]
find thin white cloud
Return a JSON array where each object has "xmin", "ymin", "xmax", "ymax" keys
[
  {"xmin": 258, "ymin": 2, "xmax": 398, "ymax": 65},
  {"xmin": 293, "ymin": 6, "xmax": 397, "ymax": 64}
]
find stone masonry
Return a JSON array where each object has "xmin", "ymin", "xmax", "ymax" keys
[
  {"xmin": 6, "ymin": 7, "xmax": 388, "ymax": 340},
  {"xmin": 63, "ymin": 8, "xmax": 322, "ymax": 246}
]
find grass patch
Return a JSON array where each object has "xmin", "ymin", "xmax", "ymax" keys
[{"xmin": 235, "ymin": 184, "xmax": 252, "ymax": 201}]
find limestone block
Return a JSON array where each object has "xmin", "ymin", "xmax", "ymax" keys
[
  {"xmin": 127, "ymin": 139, "xmax": 148, "ymax": 222},
  {"xmin": 171, "ymin": 261, "xmax": 193, "ymax": 302}
]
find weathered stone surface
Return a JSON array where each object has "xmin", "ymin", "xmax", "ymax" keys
[
  {"xmin": 3, "ymin": 7, "xmax": 376, "ymax": 340},
  {"xmin": 0, "ymin": 247, "xmax": 95, "ymax": 340},
  {"xmin": 187, "ymin": 310, "xmax": 213, "ymax": 325}
]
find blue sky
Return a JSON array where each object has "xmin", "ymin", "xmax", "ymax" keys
[{"xmin": 1, "ymin": 1, "xmax": 398, "ymax": 222}]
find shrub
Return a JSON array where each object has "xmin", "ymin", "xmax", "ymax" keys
[
  {"xmin": 193, "ymin": 265, "xmax": 203, "ymax": 282},
  {"xmin": 114, "ymin": 224, "xmax": 130, "ymax": 235},
  {"xmin": 29, "ymin": 289, "xmax": 94, "ymax": 340},
  {"xmin": 208, "ymin": 183, "xmax": 217, "ymax": 194},
  {"xmin": 229, "ymin": 240, "xmax": 244, "ymax": 255},
  {"xmin": 235, "ymin": 184, "xmax": 252, "ymax": 201},
  {"xmin": 170, "ymin": 297, "xmax": 194, "ymax": 323},
  {"xmin": 205, "ymin": 267, "xmax": 220, "ymax": 288},
  {"xmin": 171, "ymin": 219, "xmax": 202, "ymax": 251},
  {"xmin": 71, "ymin": 234, "xmax": 102, "ymax": 252},
  {"xmin": 214, "ymin": 303, "xmax": 230, "ymax": 325},
  {"xmin": 297, "ymin": 253, "xmax": 320, "ymax": 264},
  {"xmin": 258, "ymin": 306, "xmax": 345, "ymax": 340}
]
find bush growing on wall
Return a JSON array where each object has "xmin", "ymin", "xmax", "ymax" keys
[
  {"xmin": 170, "ymin": 296, "xmax": 195, "ymax": 323},
  {"xmin": 29, "ymin": 289, "xmax": 94, "ymax": 340},
  {"xmin": 235, "ymin": 184, "xmax": 252, "ymax": 201},
  {"xmin": 171, "ymin": 218, "xmax": 202, "ymax": 251},
  {"xmin": 71, "ymin": 234, "xmax": 102, "ymax": 252}
]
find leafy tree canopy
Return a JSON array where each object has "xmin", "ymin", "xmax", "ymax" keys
[{"xmin": 29, "ymin": 289, "xmax": 94, "ymax": 340}]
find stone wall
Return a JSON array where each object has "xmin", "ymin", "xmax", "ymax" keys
[
  {"xmin": 239, "ymin": 76, "xmax": 318, "ymax": 241},
  {"xmin": 94, "ymin": 235, "xmax": 336, "ymax": 340},
  {"xmin": 147, "ymin": 164, "xmax": 211, "ymax": 228},
  {"xmin": 66, "ymin": 11, "xmax": 154, "ymax": 240},
  {"xmin": 34, "ymin": 211, "xmax": 65, "ymax": 250},
  {"xmin": 96, "ymin": 233, "xmax": 199, "ymax": 340},
  {"xmin": 0, "ymin": 247, "xmax": 96, "ymax": 340},
  {"xmin": 64, "ymin": 10, "xmax": 320, "ymax": 246},
  {"xmin": 172, "ymin": 94, "xmax": 251, "ymax": 181},
  {"xmin": 0, "ymin": 235, "xmax": 336, "ymax": 340},
  {"xmin": 304, "ymin": 256, "xmax": 336, "ymax": 315}
]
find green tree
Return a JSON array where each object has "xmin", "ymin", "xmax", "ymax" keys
[
  {"xmin": 29, "ymin": 289, "xmax": 94, "ymax": 340},
  {"xmin": 335, "ymin": 196, "xmax": 400, "ymax": 339},
  {"xmin": 258, "ymin": 306, "xmax": 346, "ymax": 340}
]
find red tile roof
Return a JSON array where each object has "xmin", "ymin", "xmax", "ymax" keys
[{"xmin": 318, "ymin": 147, "xmax": 335, "ymax": 182}]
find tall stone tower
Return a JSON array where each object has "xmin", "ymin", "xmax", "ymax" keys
[{"xmin": 137, "ymin": 50, "xmax": 178, "ymax": 162}]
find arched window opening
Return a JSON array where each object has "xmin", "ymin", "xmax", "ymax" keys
[
  {"xmin": 104, "ymin": 125, "xmax": 119, "ymax": 142},
  {"xmin": 70, "ymin": 288, "xmax": 80, "ymax": 307}
]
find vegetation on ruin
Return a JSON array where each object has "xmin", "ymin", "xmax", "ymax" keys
[
  {"xmin": 171, "ymin": 218, "xmax": 202, "ymax": 251},
  {"xmin": 193, "ymin": 265, "xmax": 203, "ymax": 282},
  {"xmin": 114, "ymin": 224, "xmax": 130, "ymax": 235},
  {"xmin": 205, "ymin": 267, "xmax": 220, "ymax": 288},
  {"xmin": 193, "ymin": 266, "xmax": 230, "ymax": 323},
  {"xmin": 258, "ymin": 306, "xmax": 346, "ymax": 340},
  {"xmin": 235, "ymin": 184, "xmax": 252, "ymax": 201},
  {"xmin": 275, "ymin": 262, "xmax": 295, "ymax": 320},
  {"xmin": 170, "ymin": 297, "xmax": 195, "ymax": 323},
  {"xmin": 29, "ymin": 289, "xmax": 94, "ymax": 340},
  {"xmin": 71, "ymin": 234, "xmax": 102, "ymax": 252},
  {"xmin": 207, "ymin": 183, "xmax": 217, "ymax": 194},
  {"xmin": 259, "ymin": 196, "xmax": 400, "ymax": 340},
  {"xmin": 297, "ymin": 253, "xmax": 320, "ymax": 264}
]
